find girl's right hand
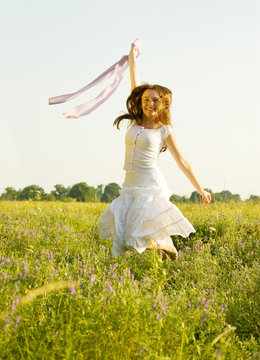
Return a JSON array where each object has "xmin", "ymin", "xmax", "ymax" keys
[{"xmin": 129, "ymin": 43, "xmax": 139, "ymax": 58}]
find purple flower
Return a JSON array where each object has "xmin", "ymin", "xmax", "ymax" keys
[
  {"xmin": 6, "ymin": 257, "xmax": 11, "ymax": 265},
  {"xmin": 54, "ymin": 268, "xmax": 58, "ymax": 276},
  {"xmin": 200, "ymin": 315, "xmax": 206, "ymax": 324},
  {"xmin": 221, "ymin": 303, "xmax": 227, "ymax": 312},
  {"xmin": 161, "ymin": 297, "xmax": 168, "ymax": 310},
  {"xmin": 138, "ymin": 348, "xmax": 145, "ymax": 355},
  {"xmin": 22, "ymin": 263, "xmax": 28, "ymax": 279},
  {"xmin": 49, "ymin": 251, "xmax": 54, "ymax": 260},
  {"xmin": 88, "ymin": 267, "xmax": 92, "ymax": 275},
  {"xmin": 11, "ymin": 302, "xmax": 15, "ymax": 315},
  {"xmin": 111, "ymin": 263, "xmax": 118, "ymax": 273},
  {"xmin": 69, "ymin": 283, "xmax": 76, "ymax": 296},
  {"xmin": 106, "ymin": 281, "xmax": 113, "ymax": 292},
  {"xmin": 90, "ymin": 274, "xmax": 96, "ymax": 286},
  {"xmin": 188, "ymin": 301, "xmax": 191, "ymax": 308},
  {"xmin": 14, "ymin": 316, "xmax": 21, "ymax": 328},
  {"xmin": 217, "ymin": 348, "xmax": 221, "ymax": 358},
  {"xmin": 131, "ymin": 273, "xmax": 135, "ymax": 282}
]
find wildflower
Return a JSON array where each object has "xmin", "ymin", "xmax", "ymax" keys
[
  {"xmin": 200, "ymin": 315, "xmax": 206, "ymax": 324},
  {"xmin": 69, "ymin": 283, "xmax": 76, "ymax": 296},
  {"xmin": 22, "ymin": 263, "xmax": 28, "ymax": 279},
  {"xmin": 245, "ymin": 274, "xmax": 250, "ymax": 282},
  {"xmin": 106, "ymin": 281, "xmax": 113, "ymax": 292},
  {"xmin": 6, "ymin": 257, "xmax": 11, "ymax": 265},
  {"xmin": 90, "ymin": 274, "xmax": 96, "ymax": 286},
  {"xmin": 138, "ymin": 348, "xmax": 145, "ymax": 355},
  {"xmin": 54, "ymin": 268, "xmax": 57, "ymax": 276},
  {"xmin": 88, "ymin": 267, "xmax": 92, "ymax": 275},
  {"xmin": 49, "ymin": 251, "xmax": 54, "ymax": 260},
  {"xmin": 11, "ymin": 301, "xmax": 15, "ymax": 315},
  {"xmin": 220, "ymin": 303, "xmax": 226, "ymax": 312},
  {"xmin": 161, "ymin": 297, "xmax": 168, "ymax": 310},
  {"xmin": 14, "ymin": 316, "xmax": 21, "ymax": 328},
  {"xmin": 111, "ymin": 263, "xmax": 118, "ymax": 273},
  {"xmin": 217, "ymin": 348, "xmax": 221, "ymax": 358},
  {"xmin": 131, "ymin": 273, "xmax": 134, "ymax": 282},
  {"xmin": 156, "ymin": 313, "xmax": 161, "ymax": 321},
  {"xmin": 188, "ymin": 301, "xmax": 191, "ymax": 308}
]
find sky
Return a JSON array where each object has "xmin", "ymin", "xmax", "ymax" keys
[{"xmin": 0, "ymin": 0, "xmax": 259, "ymax": 199}]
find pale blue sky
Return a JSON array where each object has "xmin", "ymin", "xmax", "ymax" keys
[{"xmin": 1, "ymin": 0, "xmax": 259, "ymax": 199}]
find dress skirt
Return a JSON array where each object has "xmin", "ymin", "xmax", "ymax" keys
[{"xmin": 99, "ymin": 167, "xmax": 195, "ymax": 256}]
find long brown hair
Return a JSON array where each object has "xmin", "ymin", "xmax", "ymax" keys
[{"xmin": 113, "ymin": 84, "xmax": 172, "ymax": 129}]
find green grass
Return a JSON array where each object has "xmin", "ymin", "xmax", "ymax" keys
[{"xmin": 0, "ymin": 201, "xmax": 259, "ymax": 359}]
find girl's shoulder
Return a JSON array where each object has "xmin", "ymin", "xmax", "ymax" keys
[{"xmin": 160, "ymin": 125, "xmax": 173, "ymax": 140}]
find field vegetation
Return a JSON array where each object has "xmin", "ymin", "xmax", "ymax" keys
[{"xmin": 0, "ymin": 201, "xmax": 259, "ymax": 359}]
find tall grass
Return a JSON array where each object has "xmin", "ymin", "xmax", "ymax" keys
[{"xmin": 0, "ymin": 201, "xmax": 259, "ymax": 359}]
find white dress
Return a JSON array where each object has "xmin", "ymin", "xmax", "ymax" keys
[{"xmin": 99, "ymin": 124, "xmax": 195, "ymax": 256}]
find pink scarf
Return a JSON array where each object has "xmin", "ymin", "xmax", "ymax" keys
[{"xmin": 49, "ymin": 39, "xmax": 141, "ymax": 118}]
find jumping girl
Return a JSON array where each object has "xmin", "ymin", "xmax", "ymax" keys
[{"xmin": 99, "ymin": 43, "xmax": 211, "ymax": 260}]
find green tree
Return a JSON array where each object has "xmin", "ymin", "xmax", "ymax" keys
[
  {"xmin": 0, "ymin": 187, "xmax": 18, "ymax": 200},
  {"xmin": 96, "ymin": 184, "xmax": 104, "ymax": 201},
  {"xmin": 215, "ymin": 190, "xmax": 233, "ymax": 202},
  {"xmin": 101, "ymin": 183, "xmax": 121, "ymax": 203},
  {"xmin": 44, "ymin": 193, "xmax": 56, "ymax": 201},
  {"xmin": 51, "ymin": 184, "xmax": 70, "ymax": 200},
  {"xmin": 69, "ymin": 182, "xmax": 98, "ymax": 202},
  {"xmin": 18, "ymin": 185, "xmax": 45, "ymax": 201},
  {"xmin": 232, "ymin": 194, "xmax": 241, "ymax": 202},
  {"xmin": 170, "ymin": 194, "xmax": 189, "ymax": 203},
  {"xmin": 247, "ymin": 194, "xmax": 260, "ymax": 204}
]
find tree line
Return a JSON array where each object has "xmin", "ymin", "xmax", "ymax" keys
[{"xmin": 0, "ymin": 183, "xmax": 259, "ymax": 204}]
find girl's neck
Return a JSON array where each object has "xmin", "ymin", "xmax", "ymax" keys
[{"xmin": 140, "ymin": 117, "xmax": 162, "ymax": 129}]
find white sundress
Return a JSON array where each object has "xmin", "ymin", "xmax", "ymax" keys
[{"xmin": 99, "ymin": 123, "xmax": 195, "ymax": 256}]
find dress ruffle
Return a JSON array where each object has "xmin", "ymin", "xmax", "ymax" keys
[{"xmin": 99, "ymin": 186, "xmax": 195, "ymax": 256}]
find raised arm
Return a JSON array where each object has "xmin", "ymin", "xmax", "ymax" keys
[
  {"xmin": 129, "ymin": 43, "xmax": 141, "ymax": 91},
  {"xmin": 165, "ymin": 132, "xmax": 211, "ymax": 204}
]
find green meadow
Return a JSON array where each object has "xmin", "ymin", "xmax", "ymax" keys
[{"xmin": 0, "ymin": 201, "xmax": 259, "ymax": 359}]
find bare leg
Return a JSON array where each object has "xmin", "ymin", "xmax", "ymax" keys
[{"xmin": 146, "ymin": 239, "xmax": 178, "ymax": 261}]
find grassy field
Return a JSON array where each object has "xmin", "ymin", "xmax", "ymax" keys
[{"xmin": 0, "ymin": 201, "xmax": 259, "ymax": 359}]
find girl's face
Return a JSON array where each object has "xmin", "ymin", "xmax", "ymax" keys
[{"xmin": 141, "ymin": 89, "xmax": 161, "ymax": 120}]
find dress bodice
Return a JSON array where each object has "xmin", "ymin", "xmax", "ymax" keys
[{"xmin": 123, "ymin": 124, "xmax": 173, "ymax": 172}]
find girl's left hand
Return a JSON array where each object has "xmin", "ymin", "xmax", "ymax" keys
[{"xmin": 201, "ymin": 190, "xmax": 211, "ymax": 204}]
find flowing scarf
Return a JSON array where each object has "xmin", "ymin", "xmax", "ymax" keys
[{"xmin": 49, "ymin": 39, "xmax": 141, "ymax": 118}]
